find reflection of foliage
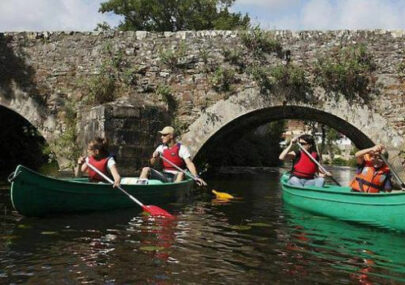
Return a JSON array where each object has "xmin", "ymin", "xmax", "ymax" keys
[
  {"xmin": 241, "ymin": 26, "xmax": 283, "ymax": 59},
  {"xmin": 207, "ymin": 121, "xmax": 286, "ymax": 167},
  {"xmin": 314, "ymin": 45, "xmax": 377, "ymax": 102}
]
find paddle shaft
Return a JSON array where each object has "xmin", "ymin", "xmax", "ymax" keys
[
  {"xmin": 85, "ymin": 159, "xmax": 144, "ymax": 207},
  {"xmin": 379, "ymin": 155, "xmax": 405, "ymax": 188},
  {"xmin": 159, "ymin": 155, "xmax": 198, "ymax": 181},
  {"xmin": 296, "ymin": 142, "xmax": 341, "ymax": 186}
]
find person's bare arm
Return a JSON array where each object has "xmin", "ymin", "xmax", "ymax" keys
[
  {"xmin": 109, "ymin": 164, "xmax": 121, "ymax": 188},
  {"xmin": 184, "ymin": 157, "xmax": 207, "ymax": 186}
]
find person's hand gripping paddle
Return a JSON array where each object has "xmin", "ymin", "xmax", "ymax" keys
[
  {"xmin": 159, "ymin": 155, "xmax": 234, "ymax": 200},
  {"xmin": 86, "ymin": 158, "xmax": 174, "ymax": 219}
]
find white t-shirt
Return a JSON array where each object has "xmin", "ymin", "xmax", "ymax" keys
[
  {"xmin": 155, "ymin": 144, "xmax": 191, "ymax": 174},
  {"xmin": 107, "ymin": 157, "xmax": 116, "ymax": 169}
]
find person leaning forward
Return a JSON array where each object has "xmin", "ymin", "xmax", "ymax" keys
[
  {"xmin": 350, "ymin": 144, "xmax": 392, "ymax": 193},
  {"xmin": 139, "ymin": 126, "xmax": 207, "ymax": 186}
]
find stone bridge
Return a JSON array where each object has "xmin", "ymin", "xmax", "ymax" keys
[{"xmin": 0, "ymin": 30, "xmax": 404, "ymax": 177}]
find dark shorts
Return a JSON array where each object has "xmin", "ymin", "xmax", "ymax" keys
[{"xmin": 150, "ymin": 168, "xmax": 180, "ymax": 183}]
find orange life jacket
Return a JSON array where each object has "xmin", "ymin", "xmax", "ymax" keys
[{"xmin": 350, "ymin": 155, "xmax": 390, "ymax": 193}]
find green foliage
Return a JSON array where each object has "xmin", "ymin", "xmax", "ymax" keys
[
  {"xmin": 222, "ymin": 48, "xmax": 245, "ymax": 69},
  {"xmin": 241, "ymin": 26, "xmax": 283, "ymax": 59},
  {"xmin": 270, "ymin": 64, "xmax": 311, "ymax": 101},
  {"xmin": 86, "ymin": 71, "xmax": 116, "ymax": 105},
  {"xmin": 156, "ymin": 85, "xmax": 177, "ymax": 112},
  {"xmin": 46, "ymin": 101, "xmax": 81, "ymax": 169},
  {"xmin": 159, "ymin": 41, "xmax": 188, "ymax": 70},
  {"xmin": 397, "ymin": 61, "xmax": 405, "ymax": 76},
  {"xmin": 211, "ymin": 67, "xmax": 236, "ymax": 92},
  {"xmin": 314, "ymin": 45, "xmax": 377, "ymax": 101},
  {"xmin": 247, "ymin": 65, "xmax": 273, "ymax": 94},
  {"xmin": 99, "ymin": 0, "xmax": 250, "ymax": 31}
]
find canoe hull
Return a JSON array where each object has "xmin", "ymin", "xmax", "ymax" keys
[
  {"xmin": 10, "ymin": 165, "xmax": 193, "ymax": 217},
  {"xmin": 281, "ymin": 173, "xmax": 405, "ymax": 232}
]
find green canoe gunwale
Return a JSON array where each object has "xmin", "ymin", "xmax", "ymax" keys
[
  {"xmin": 280, "ymin": 173, "xmax": 405, "ymax": 232},
  {"xmin": 10, "ymin": 165, "xmax": 194, "ymax": 217}
]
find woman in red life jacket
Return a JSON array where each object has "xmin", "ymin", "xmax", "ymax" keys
[
  {"xmin": 350, "ymin": 144, "xmax": 392, "ymax": 193},
  {"xmin": 75, "ymin": 137, "xmax": 121, "ymax": 188},
  {"xmin": 139, "ymin": 126, "xmax": 207, "ymax": 186},
  {"xmin": 279, "ymin": 134, "xmax": 332, "ymax": 187}
]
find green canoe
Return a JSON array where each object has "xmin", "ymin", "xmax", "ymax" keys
[
  {"xmin": 281, "ymin": 173, "xmax": 405, "ymax": 232},
  {"xmin": 9, "ymin": 165, "xmax": 194, "ymax": 217}
]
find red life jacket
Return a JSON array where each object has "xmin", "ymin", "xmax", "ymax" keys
[
  {"xmin": 162, "ymin": 143, "xmax": 186, "ymax": 171},
  {"xmin": 87, "ymin": 156, "xmax": 110, "ymax": 182},
  {"xmin": 292, "ymin": 151, "xmax": 319, "ymax": 179},
  {"xmin": 350, "ymin": 155, "xmax": 391, "ymax": 193}
]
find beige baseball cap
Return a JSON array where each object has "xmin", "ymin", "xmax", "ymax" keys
[{"xmin": 158, "ymin": 126, "xmax": 174, "ymax": 135}]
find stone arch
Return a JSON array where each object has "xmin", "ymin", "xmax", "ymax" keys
[{"xmin": 181, "ymin": 89, "xmax": 404, "ymax": 175}]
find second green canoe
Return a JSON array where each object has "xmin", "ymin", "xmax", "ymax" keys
[
  {"xmin": 281, "ymin": 173, "xmax": 405, "ymax": 232},
  {"xmin": 9, "ymin": 165, "xmax": 194, "ymax": 217}
]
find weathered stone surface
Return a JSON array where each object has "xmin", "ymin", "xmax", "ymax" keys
[{"xmin": 1, "ymin": 30, "xmax": 404, "ymax": 176}]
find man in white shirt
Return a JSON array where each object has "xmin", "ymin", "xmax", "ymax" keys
[{"xmin": 139, "ymin": 126, "xmax": 206, "ymax": 186}]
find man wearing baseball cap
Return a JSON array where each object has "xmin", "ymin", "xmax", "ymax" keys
[{"xmin": 139, "ymin": 126, "xmax": 207, "ymax": 186}]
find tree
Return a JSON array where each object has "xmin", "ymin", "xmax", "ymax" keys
[{"xmin": 99, "ymin": 0, "xmax": 250, "ymax": 31}]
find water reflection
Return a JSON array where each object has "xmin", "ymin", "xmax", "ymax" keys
[
  {"xmin": 283, "ymin": 204, "xmax": 405, "ymax": 283},
  {"xmin": 1, "ymin": 167, "xmax": 405, "ymax": 283}
]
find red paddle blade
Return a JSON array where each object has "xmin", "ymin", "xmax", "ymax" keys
[{"xmin": 142, "ymin": 205, "xmax": 174, "ymax": 219}]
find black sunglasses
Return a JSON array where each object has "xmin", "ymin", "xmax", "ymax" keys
[
  {"xmin": 299, "ymin": 142, "xmax": 310, "ymax": 145},
  {"xmin": 161, "ymin": 133, "xmax": 170, "ymax": 137}
]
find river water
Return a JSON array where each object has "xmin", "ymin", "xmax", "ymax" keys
[{"xmin": 1, "ymin": 167, "xmax": 405, "ymax": 284}]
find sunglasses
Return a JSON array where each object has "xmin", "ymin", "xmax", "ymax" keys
[
  {"xmin": 299, "ymin": 142, "xmax": 309, "ymax": 145},
  {"xmin": 161, "ymin": 133, "xmax": 170, "ymax": 137}
]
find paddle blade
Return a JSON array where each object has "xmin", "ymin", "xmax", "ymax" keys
[
  {"xmin": 212, "ymin": 190, "xmax": 234, "ymax": 200},
  {"xmin": 142, "ymin": 205, "xmax": 174, "ymax": 219}
]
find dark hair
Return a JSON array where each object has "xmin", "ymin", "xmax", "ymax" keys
[
  {"xmin": 88, "ymin": 137, "xmax": 109, "ymax": 158},
  {"xmin": 299, "ymin": 134, "xmax": 317, "ymax": 153}
]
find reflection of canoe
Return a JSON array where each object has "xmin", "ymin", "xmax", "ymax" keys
[
  {"xmin": 284, "ymin": 204, "xmax": 405, "ymax": 281},
  {"xmin": 281, "ymin": 173, "xmax": 405, "ymax": 232},
  {"xmin": 9, "ymin": 165, "xmax": 193, "ymax": 217}
]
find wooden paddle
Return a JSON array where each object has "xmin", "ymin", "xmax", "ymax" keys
[
  {"xmin": 379, "ymin": 154, "xmax": 405, "ymax": 190},
  {"xmin": 159, "ymin": 155, "xmax": 234, "ymax": 200},
  {"xmin": 296, "ymin": 142, "xmax": 341, "ymax": 186},
  {"xmin": 85, "ymin": 158, "xmax": 174, "ymax": 218}
]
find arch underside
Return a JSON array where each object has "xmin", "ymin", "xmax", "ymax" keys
[{"xmin": 194, "ymin": 105, "xmax": 374, "ymax": 162}]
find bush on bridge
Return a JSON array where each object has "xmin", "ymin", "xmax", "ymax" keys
[{"xmin": 314, "ymin": 44, "xmax": 377, "ymax": 102}]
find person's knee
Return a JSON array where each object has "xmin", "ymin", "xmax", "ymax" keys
[
  {"xmin": 315, "ymin": 177, "xmax": 325, "ymax": 187},
  {"xmin": 176, "ymin": 172, "xmax": 184, "ymax": 182},
  {"xmin": 288, "ymin": 176, "xmax": 302, "ymax": 186},
  {"xmin": 141, "ymin": 167, "xmax": 151, "ymax": 173}
]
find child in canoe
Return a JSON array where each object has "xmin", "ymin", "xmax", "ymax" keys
[
  {"xmin": 279, "ymin": 134, "xmax": 332, "ymax": 187},
  {"xmin": 350, "ymin": 144, "xmax": 392, "ymax": 193},
  {"xmin": 75, "ymin": 137, "xmax": 121, "ymax": 187}
]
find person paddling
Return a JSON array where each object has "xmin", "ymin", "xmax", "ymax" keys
[
  {"xmin": 75, "ymin": 137, "xmax": 121, "ymax": 188},
  {"xmin": 350, "ymin": 144, "xmax": 393, "ymax": 193},
  {"xmin": 279, "ymin": 134, "xmax": 332, "ymax": 187},
  {"xmin": 139, "ymin": 126, "xmax": 207, "ymax": 186}
]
